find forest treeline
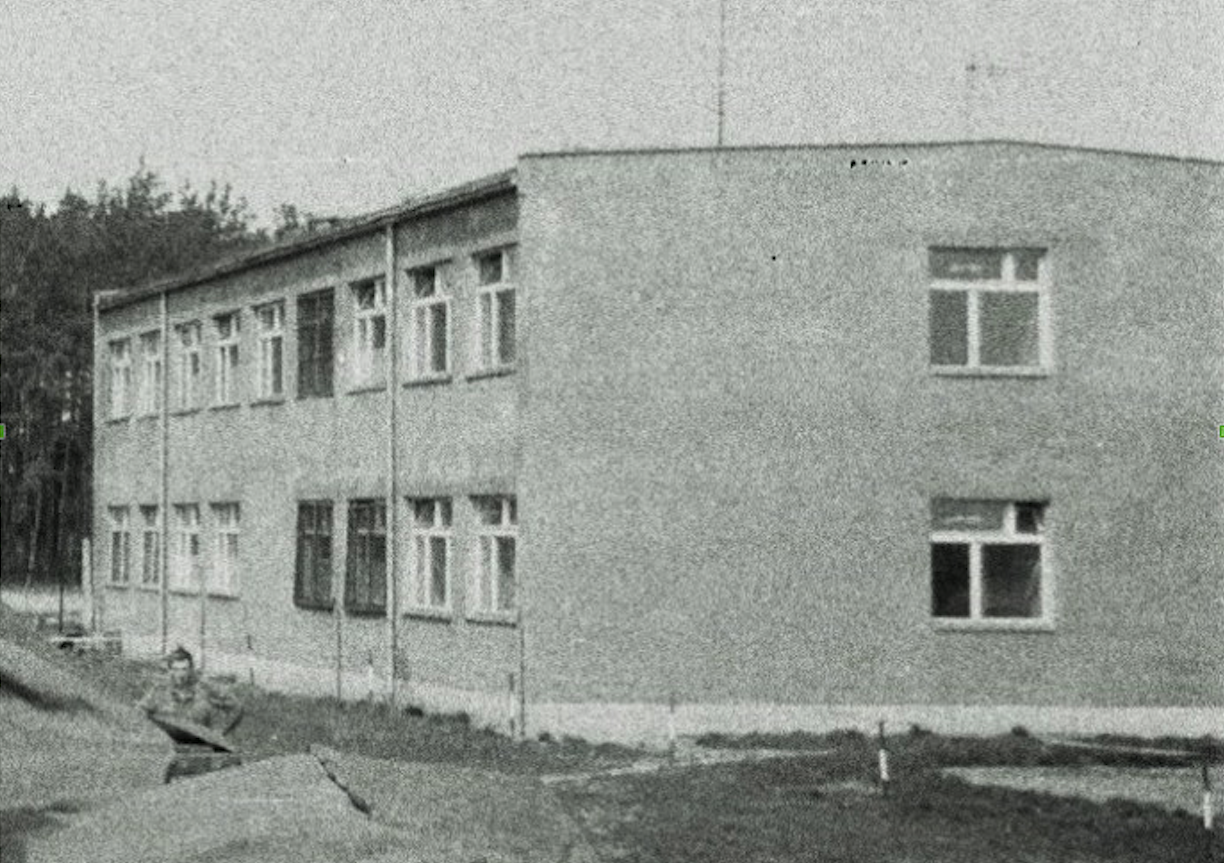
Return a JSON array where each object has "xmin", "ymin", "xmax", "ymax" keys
[{"xmin": 1, "ymin": 166, "xmax": 308, "ymax": 587}]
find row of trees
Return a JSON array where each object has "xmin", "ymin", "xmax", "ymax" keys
[{"xmin": 1, "ymin": 166, "xmax": 306, "ymax": 587}]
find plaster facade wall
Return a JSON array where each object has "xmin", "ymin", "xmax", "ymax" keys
[{"xmin": 516, "ymin": 145, "xmax": 1224, "ymax": 734}]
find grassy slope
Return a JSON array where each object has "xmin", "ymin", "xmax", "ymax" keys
[{"xmin": 5, "ymin": 611, "xmax": 1220, "ymax": 863}]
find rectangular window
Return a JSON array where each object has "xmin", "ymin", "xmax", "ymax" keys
[
  {"xmin": 474, "ymin": 248, "xmax": 516, "ymax": 372},
  {"xmin": 471, "ymin": 495, "xmax": 517, "ymax": 615},
  {"xmin": 213, "ymin": 312, "xmax": 240, "ymax": 404},
  {"xmin": 108, "ymin": 506, "xmax": 131, "ymax": 585},
  {"xmin": 409, "ymin": 265, "xmax": 451, "ymax": 379},
  {"xmin": 139, "ymin": 505, "xmax": 160, "ymax": 587},
  {"xmin": 255, "ymin": 302, "xmax": 284, "ymax": 399},
  {"xmin": 174, "ymin": 322, "xmax": 202, "ymax": 411},
  {"xmin": 137, "ymin": 331, "xmax": 161, "ymax": 415},
  {"xmin": 345, "ymin": 499, "xmax": 387, "ymax": 615},
  {"xmin": 294, "ymin": 501, "xmax": 334, "ymax": 609},
  {"xmin": 108, "ymin": 339, "xmax": 132, "ymax": 419},
  {"xmin": 928, "ymin": 248, "xmax": 1048, "ymax": 371},
  {"xmin": 351, "ymin": 278, "xmax": 387, "ymax": 387},
  {"xmin": 297, "ymin": 289, "xmax": 334, "ymax": 398},
  {"xmin": 930, "ymin": 499, "xmax": 1048, "ymax": 623},
  {"xmin": 408, "ymin": 498, "xmax": 452, "ymax": 611},
  {"xmin": 210, "ymin": 503, "xmax": 240, "ymax": 596},
  {"xmin": 171, "ymin": 504, "xmax": 201, "ymax": 592}
]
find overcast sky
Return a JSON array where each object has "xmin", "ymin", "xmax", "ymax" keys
[{"xmin": 3, "ymin": 0, "xmax": 1221, "ymax": 224}]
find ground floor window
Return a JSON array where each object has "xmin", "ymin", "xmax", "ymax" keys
[
  {"xmin": 346, "ymin": 499, "xmax": 386, "ymax": 615},
  {"xmin": 210, "ymin": 503, "xmax": 240, "ymax": 596},
  {"xmin": 294, "ymin": 501, "xmax": 334, "ymax": 610},
  {"xmin": 408, "ymin": 498, "xmax": 452, "ymax": 611},
  {"xmin": 471, "ymin": 495, "xmax": 516, "ymax": 614},
  {"xmin": 171, "ymin": 504, "xmax": 201, "ymax": 591},
  {"xmin": 930, "ymin": 499, "xmax": 1047, "ymax": 621},
  {"xmin": 109, "ymin": 506, "xmax": 131, "ymax": 585},
  {"xmin": 140, "ymin": 505, "xmax": 160, "ymax": 586}
]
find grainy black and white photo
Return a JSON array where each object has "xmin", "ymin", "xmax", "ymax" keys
[{"xmin": 1, "ymin": 1, "xmax": 1222, "ymax": 860}]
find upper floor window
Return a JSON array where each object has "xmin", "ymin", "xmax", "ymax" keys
[
  {"xmin": 409, "ymin": 498, "xmax": 452, "ymax": 612},
  {"xmin": 255, "ymin": 302, "xmax": 284, "ymax": 400},
  {"xmin": 108, "ymin": 339, "xmax": 132, "ymax": 419},
  {"xmin": 213, "ymin": 312, "xmax": 240, "ymax": 405},
  {"xmin": 409, "ymin": 265, "xmax": 451, "ymax": 380},
  {"xmin": 928, "ymin": 248, "xmax": 1049, "ymax": 372},
  {"xmin": 471, "ymin": 495, "xmax": 516, "ymax": 615},
  {"xmin": 137, "ymin": 332, "xmax": 161, "ymax": 415},
  {"xmin": 351, "ymin": 278, "xmax": 387, "ymax": 388},
  {"xmin": 930, "ymin": 499, "xmax": 1048, "ymax": 624},
  {"xmin": 346, "ymin": 499, "xmax": 387, "ymax": 615},
  {"xmin": 474, "ymin": 248, "xmax": 516, "ymax": 372},
  {"xmin": 210, "ymin": 502, "xmax": 240, "ymax": 596},
  {"xmin": 173, "ymin": 322, "xmax": 202, "ymax": 411},
  {"xmin": 294, "ymin": 500, "xmax": 334, "ymax": 610},
  {"xmin": 297, "ymin": 289, "xmax": 334, "ymax": 398}
]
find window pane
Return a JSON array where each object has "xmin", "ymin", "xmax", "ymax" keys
[
  {"xmin": 414, "ymin": 537, "xmax": 427, "ymax": 606},
  {"xmin": 929, "ymin": 290, "xmax": 968, "ymax": 365},
  {"xmin": 479, "ymin": 537, "xmax": 493, "ymax": 610},
  {"xmin": 982, "ymin": 544, "xmax": 1042, "ymax": 618},
  {"xmin": 931, "ymin": 543, "xmax": 970, "ymax": 617},
  {"xmin": 473, "ymin": 497, "xmax": 501, "ymax": 525},
  {"xmin": 271, "ymin": 338, "xmax": 283, "ymax": 394},
  {"xmin": 1013, "ymin": 249, "xmax": 1043, "ymax": 281},
  {"xmin": 479, "ymin": 294, "xmax": 493, "ymax": 367},
  {"xmin": 429, "ymin": 536, "xmax": 447, "ymax": 606},
  {"xmin": 931, "ymin": 499, "xmax": 1005, "ymax": 532},
  {"xmin": 980, "ymin": 292, "xmax": 1039, "ymax": 367},
  {"xmin": 431, "ymin": 305, "xmax": 448, "ymax": 372},
  {"xmin": 496, "ymin": 537, "xmax": 516, "ymax": 611},
  {"xmin": 413, "ymin": 268, "xmax": 436, "ymax": 298},
  {"xmin": 372, "ymin": 316, "xmax": 386, "ymax": 350},
  {"xmin": 413, "ymin": 500, "xmax": 434, "ymax": 526},
  {"xmin": 930, "ymin": 248, "xmax": 1002, "ymax": 280},
  {"xmin": 1015, "ymin": 502, "xmax": 1045, "ymax": 534},
  {"xmin": 498, "ymin": 291, "xmax": 516, "ymax": 365},
  {"xmin": 478, "ymin": 252, "xmax": 503, "ymax": 285}
]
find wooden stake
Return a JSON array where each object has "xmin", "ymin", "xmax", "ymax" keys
[{"xmin": 878, "ymin": 720, "xmax": 890, "ymax": 796}]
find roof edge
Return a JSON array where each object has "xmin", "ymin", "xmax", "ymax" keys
[
  {"xmin": 520, "ymin": 138, "xmax": 1224, "ymax": 168},
  {"xmin": 100, "ymin": 169, "xmax": 516, "ymax": 312}
]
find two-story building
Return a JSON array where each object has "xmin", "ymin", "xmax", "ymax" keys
[{"xmin": 93, "ymin": 141, "xmax": 1224, "ymax": 744}]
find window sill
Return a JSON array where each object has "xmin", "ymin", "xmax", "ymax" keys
[
  {"xmin": 106, "ymin": 416, "xmax": 131, "ymax": 425},
  {"xmin": 136, "ymin": 583, "xmax": 161, "ymax": 593},
  {"xmin": 932, "ymin": 618, "xmax": 1055, "ymax": 633},
  {"xmin": 404, "ymin": 374, "xmax": 453, "ymax": 389},
  {"xmin": 168, "ymin": 587, "xmax": 203, "ymax": 596},
  {"xmin": 170, "ymin": 407, "xmax": 201, "ymax": 417},
  {"xmin": 207, "ymin": 591, "xmax": 241, "ymax": 601},
  {"xmin": 403, "ymin": 606, "xmax": 453, "ymax": 623},
  {"xmin": 345, "ymin": 606, "xmax": 388, "ymax": 618},
  {"xmin": 294, "ymin": 601, "xmax": 336, "ymax": 613},
  {"xmin": 135, "ymin": 412, "xmax": 160, "ymax": 422},
  {"xmin": 105, "ymin": 581, "xmax": 130, "ymax": 589},
  {"xmin": 465, "ymin": 610, "xmax": 517, "ymax": 627},
  {"xmin": 347, "ymin": 383, "xmax": 387, "ymax": 396},
  {"xmin": 209, "ymin": 402, "xmax": 242, "ymax": 412},
  {"xmin": 296, "ymin": 392, "xmax": 335, "ymax": 401},
  {"xmin": 465, "ymin": 366, "xmax": 515, "ymax": 382},
  {"xmin": 930, "ymin": 366, "xmax": 1051, "ymax": 379},
  {"xmin": 250, "ymin": 397, "xmax": 285, "ymax": 408}
]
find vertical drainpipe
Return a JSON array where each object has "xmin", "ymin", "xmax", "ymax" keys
[
  {"xmin": 90, "ymin": 293, "xmax": 103, "ymax": 635},
  {"xmin": 159, "ymin": 289, "xmax": 170, "ymax": 654},
  {"xmin": 384, "ymin": 222, "xmax": 400, "ymax": 706}
]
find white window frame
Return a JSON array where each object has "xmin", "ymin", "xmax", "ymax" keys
[
  {"xmin": 408, "ymin": 498, "xmax": 452, "ymax": 614},
  {"xmin": 137, "ymin": 331, "xmax": 161, "ymax": 416},
  {"xmin": 174, "ymin": 322, "xmax": 202, "ymax": 411},
  {"xmin": 213, "ymin": 312, "xmax": 240, "ymax": 405},
  {"xmin": 929, "ymin": 248, "xmax": 1051, "ymax": 374},
  {"xmin": 351, "ymin": 277, "xmax": 387, "ymax": 387},
  {"xmin": 139, "ymin": 505, "xmax": 160, "ymax": 588},
  {"xmin": 408, "ymin": 264, "xmax": 452, "ymax": 380},
  {"xmin": 930, "ymin": 499, "xmax": 1052, "ymax": 629},
  {"xmin": 470, "ymin": 495, "xmax": 517, "ymax": 617},
  {"xmin": 171, "ymin": 504, "xmax": 201, "ymax": 592},
  {"xmin": 108, "ymin": 339, "xmax": 132, "ymax": 419},
  {"xmin": 210, "ymin": 502, "xmax": 240, "ymax": 596},
  {"xmin": 254, "ymin": 301, "xmax": 285, "ymax": 399},
  {"xmin": 473, "ymin": 248, "xmax": 516, "ymax": 373},
  {"xmin": 108, "ymin": 506, "xmax": 131, "ymax": 585}
]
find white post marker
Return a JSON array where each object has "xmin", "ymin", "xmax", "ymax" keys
[
  {"xmin": 878, "ymin": 721, "xmax": 890, "ymax": 795},
  {"xmin": 1204, "ymin": 762, "xmax": 1214, "ymax": 831}
]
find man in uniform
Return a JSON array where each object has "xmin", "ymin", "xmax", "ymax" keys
[{"xmin": 137, "ymin": 646, "xmax": 243, "ymax": 735}]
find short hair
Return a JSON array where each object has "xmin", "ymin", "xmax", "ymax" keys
[{"xmin": 167, "ymin": 645, "xmax": 195, "ymax": 668}]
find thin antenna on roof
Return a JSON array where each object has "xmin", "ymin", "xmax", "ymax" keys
[{"xmin": 716, "ymin": 0, "xmax": 727, "ymax": 146}]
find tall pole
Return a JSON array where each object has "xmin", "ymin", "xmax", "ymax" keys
[{"xmin": 716, "ymin": 0, "xmax": 727, "ymax": 147}]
